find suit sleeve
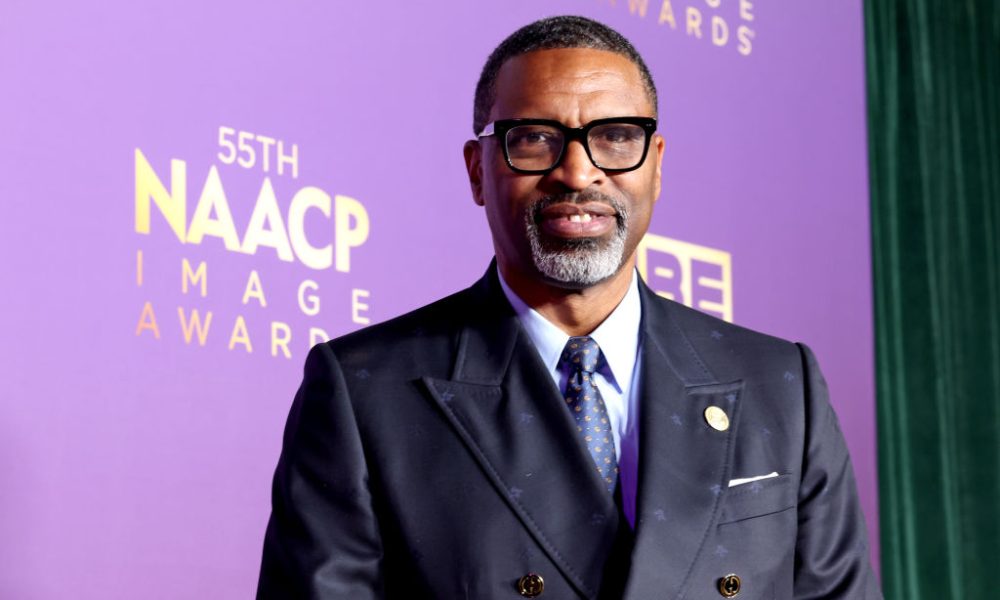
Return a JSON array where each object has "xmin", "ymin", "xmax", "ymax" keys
[
  {"xmin": 793, "ymin": 343, "xmax": 883, "ymax": 599},
  {"xmin": 257, "ymin": 343, "xmax": 384, "ymax": 599}
]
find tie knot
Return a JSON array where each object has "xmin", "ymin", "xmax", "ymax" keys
[{"xmin": 561, "ymin": 336, "xmax": 601, "ymax": 373}]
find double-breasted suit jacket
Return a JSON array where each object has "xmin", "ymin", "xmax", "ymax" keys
[{"xmin": 257, "ymin": 266, "xmax": 881, "ymax": 599}]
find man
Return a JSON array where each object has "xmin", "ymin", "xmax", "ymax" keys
[{"xmin": 258, "ymin": 16, "xmax": 882, "ymax": 599}]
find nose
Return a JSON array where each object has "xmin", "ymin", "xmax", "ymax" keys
[{"xmin": 546, "ymin": 139, "xmax": 605, "ymax": 191}]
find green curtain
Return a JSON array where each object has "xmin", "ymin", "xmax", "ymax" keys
[{"xmin": 865, "ymin": 1, "xmax": 1000, "ymax": 598}]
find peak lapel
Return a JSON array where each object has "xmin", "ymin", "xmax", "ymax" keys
[
  {"xmin": 423, "ymin": 269, "xmax": 619, "ymax": 600},
  {"xmin": 623, "ymin": 287, "xmax": 744, "ymax": 600}
]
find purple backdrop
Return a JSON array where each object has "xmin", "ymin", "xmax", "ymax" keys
[{"xmin": 0, "ymin": 1, "xmax": 876, "ymax": 597}]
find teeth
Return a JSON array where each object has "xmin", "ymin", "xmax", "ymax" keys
[{"xmin": 567, "ymin": 214, "xmax": 593, "ymax": 223}]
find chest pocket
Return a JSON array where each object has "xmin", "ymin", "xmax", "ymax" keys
[{"xmin": 717, "ymin": 474, "xmax": 796, "ymax": 525}]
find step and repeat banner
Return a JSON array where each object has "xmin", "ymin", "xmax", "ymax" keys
[{"xmin": 0, "ymin": 1, "xmax": 874, "ymax": 597}]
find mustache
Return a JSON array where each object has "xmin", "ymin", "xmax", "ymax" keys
[{"xmin": 531, "ymin": 190, "xmax": 628, "ymax": 221}]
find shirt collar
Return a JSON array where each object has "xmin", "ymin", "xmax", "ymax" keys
[{"xmin": 497, "ymin": 267, "xmax": 642, "ymax": 389}]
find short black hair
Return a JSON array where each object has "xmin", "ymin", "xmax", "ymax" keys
[{"xmin": 472, "ymin": 15, "xmax": 658, "ymax": 135}]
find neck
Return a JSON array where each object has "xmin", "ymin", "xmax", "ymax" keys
[{"xmin": 500, "ymin": 258, "xmax": 635, "ymax": 337}]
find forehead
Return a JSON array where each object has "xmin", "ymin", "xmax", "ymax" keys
[{"xmin": 491, "ymin": 48, "xmax": 653, "ymax": 124}]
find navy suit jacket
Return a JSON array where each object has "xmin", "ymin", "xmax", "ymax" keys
[{"xmin": 257, "ymin": 265, "xmax": 882, "ymax": 599}]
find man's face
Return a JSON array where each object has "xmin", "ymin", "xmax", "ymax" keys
[{"xmin": 465, "ymin": 47, "xmax": 664, "ymax": 290}]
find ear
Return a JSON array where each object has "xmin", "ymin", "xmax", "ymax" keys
[
  {"xmin": 651, "ymin": 133, "xmax": 665, "ymax": 201},
  {"xmin": 463, "ymin": 139, "xmax": 485, "ymax": 206}
]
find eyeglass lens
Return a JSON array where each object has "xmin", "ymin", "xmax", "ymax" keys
[{"xmin": 505, "ymin": 123, "xmax": 648, "ymax": 171}]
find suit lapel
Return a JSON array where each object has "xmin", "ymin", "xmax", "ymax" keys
[
  {"xmin": 623, "ymin": 284, "xmax": 744, "ymax": 600},
  {"xmin": 423, "ymin": 269, "xmax": 619, "ymax": 600}
]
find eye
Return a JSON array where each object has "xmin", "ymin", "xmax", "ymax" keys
[
  {"xmin": 506, "ymin": 126, "xmax": 561, "ymax": 150},
  {"xmin": 593, "ymin": 125, "xmax": 644, "ymax": 145}
]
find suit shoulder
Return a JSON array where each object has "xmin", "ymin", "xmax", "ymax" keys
[
  {"xmin": 645, "ymin": 293, "xmax": 804, "ymax": 374},
  {"xmin": 318, "ymin": 284, "xmax": 477, "ymax": 369},
  {"xmin": 648, "ymin": 293, "xmax": 795, "ymax": 346}
]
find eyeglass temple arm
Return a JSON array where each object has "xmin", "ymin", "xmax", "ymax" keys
[{"xmin": 477, "ymin": 122, "xmax": 495, "ymax": 138}]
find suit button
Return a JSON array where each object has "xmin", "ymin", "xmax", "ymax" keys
[
  {"xmin": 718, "ymin": 573, "xmax": 741, "ymax": 597},
  {"xmin": 517, "ymin": 573, "xmax": 544, "ymax": 597}
]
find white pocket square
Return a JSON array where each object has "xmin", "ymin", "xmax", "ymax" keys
[{"xmin": 728, "ymin": 472, "xmax": 779, "ymax": 487}]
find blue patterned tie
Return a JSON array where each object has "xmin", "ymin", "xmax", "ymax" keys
[{"xmin": 560, "ymin": 336, "xmax": 618, "ymax": 494}]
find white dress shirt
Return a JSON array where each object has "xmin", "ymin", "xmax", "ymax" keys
[{"xmin": 498, "ymin": 269, "xmax": 643, "ymax": 527}]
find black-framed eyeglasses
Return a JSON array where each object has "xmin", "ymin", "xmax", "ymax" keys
[{"xmin": 477, "ymin": 116, "xmax": 657, "ymax": 174}]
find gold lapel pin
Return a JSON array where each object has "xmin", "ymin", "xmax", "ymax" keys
[{"xmin": 704, "ymin": 406, "xmax": 730, "ymax": 432}]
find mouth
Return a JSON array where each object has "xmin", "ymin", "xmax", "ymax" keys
[{"xmin": 537, "ymin": 202, "xmax": 618, "ymax": 239}]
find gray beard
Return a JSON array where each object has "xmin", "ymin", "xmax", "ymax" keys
[{"xmin": 525, "ymin": 193, "xmax": 629, "ymax": 287}]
